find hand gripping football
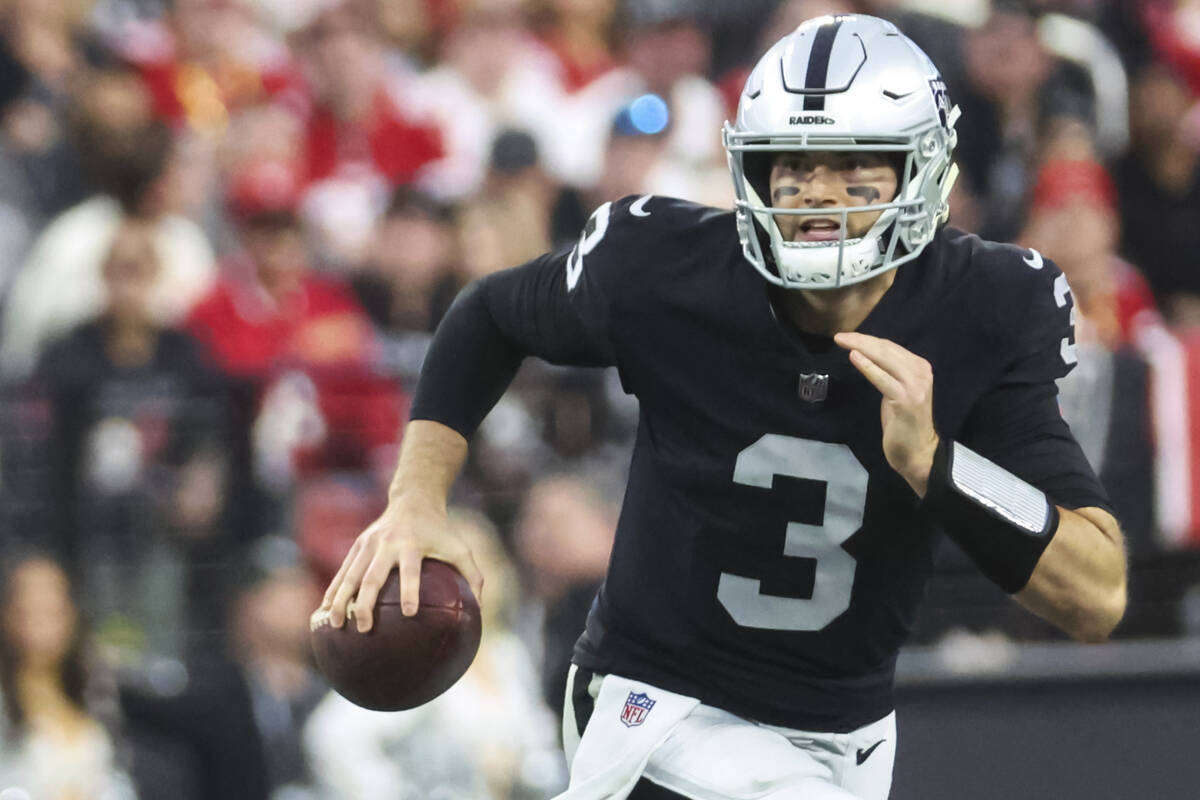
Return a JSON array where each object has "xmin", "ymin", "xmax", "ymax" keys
[{"xmin": 310, "ymin": 560, "xmax": 482, "ymax": 711}]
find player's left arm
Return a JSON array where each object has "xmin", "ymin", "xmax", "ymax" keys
[
  {"xmin": 836, "ymin": 331, "xmax": 1127, "ymax": 643},
  {"xmin": 1011, "ymin": 504, "xmax": 1125, "ymax": 643}
]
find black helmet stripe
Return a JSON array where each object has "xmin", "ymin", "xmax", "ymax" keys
[{"xmin": 802, "ymin": 18, "xmax": 844, "ymax": 110}]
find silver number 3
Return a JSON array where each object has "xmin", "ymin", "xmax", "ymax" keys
[
  {"xmin": 718, "ymin": 435, "xmax": 868, "ymax": 631},
  {"xmin": 565, "ymin": 202, "xmax": 611, "ymax": 291}
]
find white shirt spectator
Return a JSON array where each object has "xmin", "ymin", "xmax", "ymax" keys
[
  {"xmin": 305, "ymin": 632, "xmax": 565, "ymax": 800},
  {"xmin": 503, "ymin": 60, "xmax": 643, "ymax": 190},
  {"xmin": 510, "ymin": 66, "xmax": 728, "ymax": 200},
  {"xmin": 0, "ymin": 196, "xmax": 216, "ymax": 381},
  {"xmin": 0, "ymin": 693, "xmax": 137, "ymax": 800}
]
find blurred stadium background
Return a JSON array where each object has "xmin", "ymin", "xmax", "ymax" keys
[{"xmin": 0, "ymin": 0, "xmax": 1198, "ymax": 797}]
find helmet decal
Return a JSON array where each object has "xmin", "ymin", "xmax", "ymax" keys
[{"xmin": 793, "ymin": 17, "xmax": 843, "ymax": 107}]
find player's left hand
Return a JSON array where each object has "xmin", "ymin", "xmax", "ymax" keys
[{"xmin": 834, "ymin": 331, "xmax": 939, "ymax": 496}]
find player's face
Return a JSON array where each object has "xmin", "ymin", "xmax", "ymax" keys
[{"xmin": 769, "ymin": 151, "xmax": 899, "ymax": 242}]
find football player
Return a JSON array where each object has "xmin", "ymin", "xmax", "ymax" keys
[{"xmin": 319, "ymin": 15, "xmax": 1126, "ymax": 800}]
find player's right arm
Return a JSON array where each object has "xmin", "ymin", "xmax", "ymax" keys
[
  {"xmin": 322, "ymin": 419, "xmax": 474, "ymax": 631},
  {"xmin": 320, "ymin": 200, "xmax": 633, "ymax": 631}
]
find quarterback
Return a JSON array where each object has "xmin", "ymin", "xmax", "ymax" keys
[{"xmin": 320, "ymin": 15, "xmax": 1126, "ymax": 800}]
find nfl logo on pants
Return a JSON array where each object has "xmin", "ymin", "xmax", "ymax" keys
[{"xmin": 620, "ymin": 692, "xmax": 656, "ymax": 727}]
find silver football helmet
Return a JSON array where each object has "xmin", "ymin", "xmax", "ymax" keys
[{"xmin": 723, "ymin": 14, "xmax": 960, "ymax": 290}]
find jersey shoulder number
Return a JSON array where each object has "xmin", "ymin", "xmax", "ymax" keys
[
  {"xmin": 563, "ymin": 194, "xmax": 726, "ymax": 294},
  {"xmin": 1007, "ymin": 244, "xmax": 1077, "ymax": 374},
  {"xmin": 566, "ymin": 201, "xmax": 613, "ymax": 291},
  {"xmin": 952, "ymin": 234, "xmax": 1078, "ymax": 381}
]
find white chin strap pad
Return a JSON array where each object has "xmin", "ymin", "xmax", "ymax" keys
[{"xmin": 775, "ymin": 238, "xmax": 878, "ymax": 286}]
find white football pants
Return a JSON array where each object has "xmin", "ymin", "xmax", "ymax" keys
[{"xmin": 563, "ymin": 665, "xmax": 895, "ymax": 800}]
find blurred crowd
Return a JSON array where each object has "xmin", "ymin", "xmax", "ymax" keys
[{"xmin": 0, "ymin": 0, "xmax": 1199, "ymax": 797}]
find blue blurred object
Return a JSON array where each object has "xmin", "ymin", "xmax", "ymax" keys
[{"xmin": 612, "ymin": 94, "xmax": 670, "ymax": 137}]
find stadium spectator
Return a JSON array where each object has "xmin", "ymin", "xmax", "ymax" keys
[
  {"xmin": 295, "ymin": 474, "xmax": 387, "ymax": 590},
  {"xmin": 185, "ymin": 158, "xmax": 374, "ymax": 379},
  {"xmin": 306, "ymin": 511, "xmax": 563, "ymax": 800},
  {"xmin": 463, "ymin": 355, "xmax": 634, "ymax": 535},
  {"xmin": 1, "ymin": 0, "xmax": 93, "ymax": 97},
  {"xmin": 951, "ymin": 0, "xmax": 1097, "ymax": 242},
  {"xmin": 1138, "ymin": 0, "xmax": 1200, "ymax": 97},
  {"xmin": 119, "ymin": 540, "xmax": 319, "ymax": 800},
  {"xmin": 534, "ymin": 0, "xmax": 622, "ymax": 94},
  {"xmin": 1020, "ymin": 149, "xmax": 1158, "ymax": 550},
  {"xmin": 34, "ymin": 217, "xmax": 229, "ymax": 658},
  {"xmin": 199, "ymin": 104, "xmax": 307, "ymax": 252},
  {"xmin": 1113, "ymin": 62, "xmax": 1200, "ymax": 326},
  {"xmin": 457, "ymin": 129, "xmax": 569, "ymax": 280},
  {"xmin": 0, "ymin": 0, "xmax": 108, "ymax": 218},
  {"xmin": 618, "ymin": 0, "xmax": 729, "ymax": 204},
  {"xmin": 288, "ymin": 1, "xmax": 448, "ymax": 268},
  {"xmin": 230, "ymin": 548, "xmax": 326, "ymax": 798},
  {"xmin": 0, "ymin": 59, "xmax": 40, "ymax": 298},
  {"xmin": 376, "ymin": 0, "xmax": 438, "ymax": 66},
  {"xmin": 408, "ymin": 0, "xmax": 556, "ymax": 199},
  {"xmin": 352, "ymin": 187, "xmax": 460, "ymax": 388},
  {"xmin": 594, "ymin": 96, "xmax": 697, "ymax": 202},
  {"xmin": 186, "ymin": 156, "xmax": 404, "ymax": 506},
  {"xmin": 354, "ymin": 186, "xmax": 458, "ymax": 336},
  {"xmin": 513, "ymin": 474, "xmax": 616, "ymax": 718},
  {"xmin": 295, "ymin": 2, "xmax": 443, "ymax": 188},
  {"xmin": 493, "ymin": 0, "xmax": 730, "ymax": 195},
  {"xmin": 0, "ymin": 553, "xmax": 136, "ymax": 799},
  {"xmin": 1024, "ymin": 122, "xmax": 1161, "ymax": 346},
  {"xmin": 112, "ymin": 0, "xmax": 307, "ymax": 134},
  {"xmin": 484, "ymin": 2, "xmax": 641, "ymax": 191},
  {"xmin": 0, "ymin": 66, "xmax": 216, "ymax": 381}
]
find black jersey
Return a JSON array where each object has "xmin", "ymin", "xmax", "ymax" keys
[{"xmin": 412, "ymin": 194, "xmax": 1111, "ymax": 733}]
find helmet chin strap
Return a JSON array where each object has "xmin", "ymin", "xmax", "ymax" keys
[
  {"xmin": 744, "ymin": 178, "xmax": 899, "ymax": 289},
  {"xmin": 772, "ymin": 229, "xmax": 882, "ymax": 287},
  {"xmin": 938, "ymin": 163, "xmax": 960, "ymax": 223}
]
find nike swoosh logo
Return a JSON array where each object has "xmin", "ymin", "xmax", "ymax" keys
[
  {"xmin": 1023, "ymin": 248, "xmax": 1044, "ymax": 270},
  {"xmin": 882, "ymin": 89, "xmax": 913, "ymax": 100},
  {"xmin": 630, "ymin": 195, "xmax": 653, "ymax": 217},
  {"xmin": 856, "ymin": 738, "xmax": 886, "ymax": 765}
]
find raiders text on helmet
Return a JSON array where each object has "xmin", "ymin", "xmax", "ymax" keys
[{"xmin": 723, "ymin": 14, "xmax": 961, "ymax": 290}]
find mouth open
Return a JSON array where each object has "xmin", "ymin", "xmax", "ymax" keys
[{"xmin": 796, "ymin": 218, "xmax": 842, "ymax": 242}]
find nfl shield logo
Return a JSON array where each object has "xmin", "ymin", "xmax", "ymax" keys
[
  {"xmin": 620, "ymin": 692, "xmax": 656, "ymax": 728},
  {"xmin": 799, "ymin": 372, "xmax": 829, "ymax": 403}
]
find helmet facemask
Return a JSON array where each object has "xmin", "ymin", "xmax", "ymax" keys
[{"xmin": 724, "ymin": 117, "xmax": 960, "ymax": 291}]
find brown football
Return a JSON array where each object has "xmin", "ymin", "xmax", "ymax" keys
[{"xmin": 310, "ymin": 560, "xmax": 481, "ymax": 711}]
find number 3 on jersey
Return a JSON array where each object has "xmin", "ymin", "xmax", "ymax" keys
[
  {"xmin": 566, "ymin": 202, "xmax": 612, "ymax": 291},
  {"xmin": 718, "ymin": 435, "xmax": 868, "ymax": 631}
]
